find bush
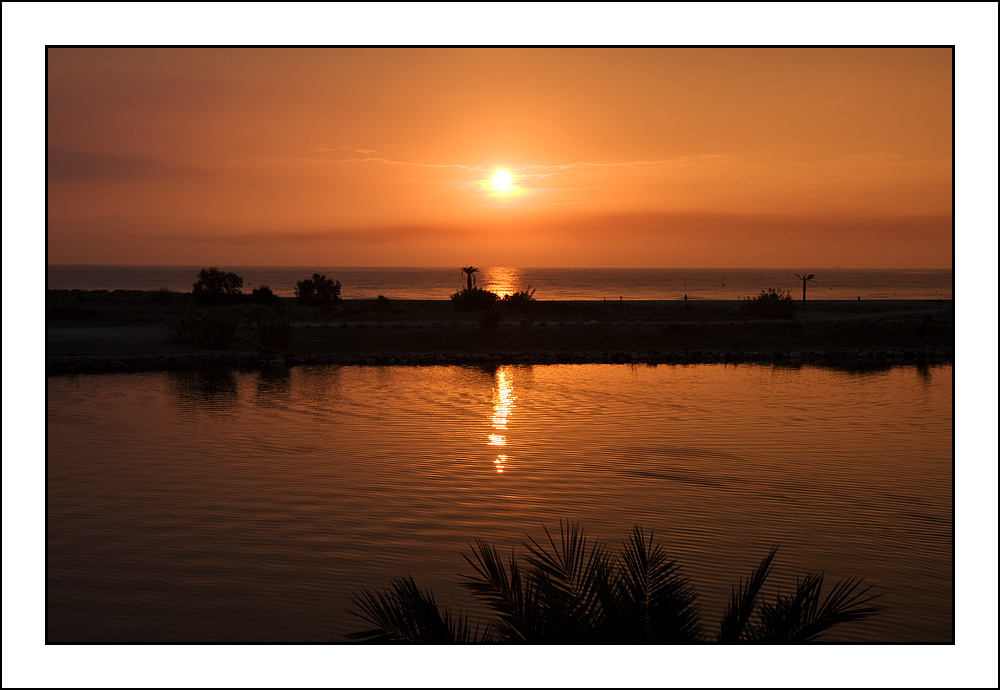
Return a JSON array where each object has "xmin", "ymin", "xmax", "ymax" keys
[
  {"xmin": 193, "ymin": 267, "xmax": 244, "ymax": 305},
  {"xmin": 451, "ymin": 287, "xmax": 499, "ymax": 311},
  {"xmin": 167, "ymin": 314, "xmax": 238, "ymax": 349},
  {"xmin": 740, "ymin": 288, "xmax": 797, "ymax": 318},
  {"xmin": 250, "ymin": 285, "xmax": 281, "ymax": 305},
  {"xmin": 296, "ymin": 273, "xmax": 342, "ymax": 307},
  {"xmin": 501, "ymin": 287, "xmax": 537, "ymax": 311}
]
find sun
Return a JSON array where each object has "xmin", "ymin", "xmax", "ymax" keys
[{"xmin": 491, "ymin": 169, "xmax": 514, "ymax": 193}]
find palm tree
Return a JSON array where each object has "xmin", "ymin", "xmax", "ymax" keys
[
  {"xmin": 347, "ymin": 521, "xmax": 883, "ymax": 643},
  {"xmin": 460, "ymin": 266, "xmax": 479, "ymax": 291},
  {"xmin": 794, "ymin": 272, "xmax": 817, "ymax": 303}
]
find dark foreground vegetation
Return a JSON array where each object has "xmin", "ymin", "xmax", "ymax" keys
[
  {"xmin": 46, "ymin": 266, "xmax": 953, "ymax": 372},
  {"xmin": 47, "ymin": 287, "xmax": 954, "ymax": 366},
  {"xmin": 347, "ymin": 521, "xmax": 884, "ymax": 643},
  {"xmin": 740, "ymin": 288, "xmax": 797, "ymax": 318}
]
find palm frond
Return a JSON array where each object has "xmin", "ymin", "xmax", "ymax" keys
[
  {"xmin": 616, "ymin": 526, "xmax": 703, "ymax": 642},
  {"xmin": 746, "ymin": 572, "xmax": 885, "ymax": 643},
  {"xmin": 748, "ymin": 572, "xmax": 821, "ymax": 642},
  {"xmin": 346, "ymin": 575, "xmax": 486, "ymax": 643},
  {"xmin": 717, "ymin": 545, "xmax": 779, "ymax": 643},
  {"xmin": 788, "ymin": 575, "xmax": 885, "ymax": 642},
  {"xmin": 344, "ymin": 524, "xmax": 884, "ymax": 644},
  {"xmin": 460, "ymin": 538, "xmax": 538, "ymax": 642},
  {"xmin": 521, "ymin": 520, "xmax": 613, "ymax": 642}
]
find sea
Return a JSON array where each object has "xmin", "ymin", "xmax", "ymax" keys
[{"xmin": 46, "ymin": 265, "xmax": 953, "ymax": 301}]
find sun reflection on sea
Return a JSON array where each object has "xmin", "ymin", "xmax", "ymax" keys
[
  {"xmin": 489, "ymin": 367, "xmax": 516, "ymax": 472},
  {"xmin": 482, "ymin": 267, "xmax": 524, "ymax": 299}
]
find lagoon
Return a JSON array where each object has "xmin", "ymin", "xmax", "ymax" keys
[{"xmin": 46, "ymin": 362, "xmax": 952, "ymax": 642}]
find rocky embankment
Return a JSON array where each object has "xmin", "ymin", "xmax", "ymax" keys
[{"xmin": 46, "ymin": 346, "xmax": 953, "ymax": 375}]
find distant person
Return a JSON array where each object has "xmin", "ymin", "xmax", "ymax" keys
[{"xmin": 684, "ymin": 294, "xmax": 688, "ymax": 301}]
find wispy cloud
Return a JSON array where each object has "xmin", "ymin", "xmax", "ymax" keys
[
  {"xmin": 313, "ymin": 146, "xmax": 380, "ymax": 154},
  {"xmin": 518, "ymin": 154, "xmax": 731, "ymax": 173},
  {"xmin": 262, "ymin": 150, "xmax": 733, "ymax": 177},
  {"xmin": 312, "ymin": 155, "xmax": 486, "ymax": 171},
  {"xmin": 157, "ymin": 225, "xmax": 459, "ymax": 246}
]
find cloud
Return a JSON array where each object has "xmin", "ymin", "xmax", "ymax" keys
[
  {"xmin": 313, "ymin": 146, "xmax": 380, "ymax": 154},
  {"xmin": 313, "ymin": 155, "xmax": 485, "ymax": 171},
  {"xmin": 518, "ymin": 154, "xmax": 731, "ymax": 174},
  {"xmin": 156, "ymin": 225, "xmax": 459, "ymax": 246},
  {"xmin": 271, "ymin": 151, "xmax": 732, "ymax": 179},
  {"xmin": 49, "ymin": 209, "xmax": 951, "ymax": 268}
]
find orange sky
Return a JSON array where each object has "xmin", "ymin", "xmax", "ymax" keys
[{"xmin": 46, "ymin": 47, "xmax": 953, "ymax": 267}]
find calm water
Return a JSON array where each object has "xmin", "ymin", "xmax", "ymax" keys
[
  {"xmin": 46, "ymin": 363, "xmax": 953, "ymax": 642},
  {"xmin": 46, "ymin": 265, "xmax": 953, "ymax": 301}
]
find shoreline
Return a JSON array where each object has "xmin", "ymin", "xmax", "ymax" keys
[{"xmin": 46, "ymin": 295, "xmax": 954, "ymax": 375}]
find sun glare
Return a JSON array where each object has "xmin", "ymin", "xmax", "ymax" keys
[{"xmin": 491, "ymin": 169, "xmax": 514, "ymax": 193}]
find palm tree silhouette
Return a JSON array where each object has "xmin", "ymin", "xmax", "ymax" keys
[
  {"xmin": 347, "ymin": 521, "xmax": 883, "ymax": 643},
  {"xmin": 794, "ymin": 273, "xmax": 817, "ymax": 303},
  {"xmin": 461, "ymin": 266, "xmax": 479, "ymax": 291}
]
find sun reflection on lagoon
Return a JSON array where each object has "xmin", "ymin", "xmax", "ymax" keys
[{"xmin": 489, "ymin": 367, "xmax": 517, "ymax": 473}]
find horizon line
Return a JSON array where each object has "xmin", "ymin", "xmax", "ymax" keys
[{"xmin": 46, "ymin": 263, "xmax": 954, "ymax": 271}]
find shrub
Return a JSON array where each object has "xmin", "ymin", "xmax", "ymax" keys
[
  {"xmin": 296, "ymin": 273, "xmax": 342, "ymax": 307},
  {"xmin": 451, "ymin": 287, "xmax": 500, "ymax": 311},
  {"xmin": 258, "ymin": 317, "xmax": 295, "ymax": 351},
  {"xmin": 167, "ymin": 314, "xmax": 238, "ymax": 349},
  {"xmin": 250, "ymin": 284, "xmax": 281, "ymax": 305},
  {"xmin": 501, "ymin": 287, "xmax": 537, "ymax": 311},
  {"xmin": 193, "ymin": 267, "xmax": 244, "ymax": 305},
  {"xmin": 740, "ymin": 288, "xmax": 797, "ymax": 318}
]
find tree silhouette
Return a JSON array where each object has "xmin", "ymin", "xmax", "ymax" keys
[
  {"xmin": 295, "ymin": 273, "xmax": 341, "ymax": 306},
  {"xmin": 192, "ymin": 267, "xmax": 244, "ymax": 304},
  {"xmin": 461, "ymin": 266, "xmax": 479, "ymax": 291},
  {"xmin": 347, "ymin": 521, "xmax": 883, "ymax": 643},
  {"xmin": 793, "ymin": 273, "xmax": 817, "ymax": 303}
]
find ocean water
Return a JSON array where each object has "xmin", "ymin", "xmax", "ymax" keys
[
  {"xmin": 46, "ymin": 265, "xmax": 953, "ymax": 301},
  {"xmin": 47, "ymin": 362, "xmax": 953, "ymax": 643}
]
